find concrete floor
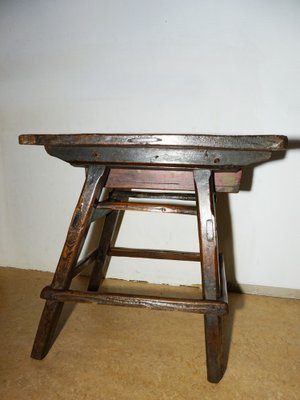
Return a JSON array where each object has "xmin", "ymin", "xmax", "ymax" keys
[{"xmin": 0, "ymin": 267, "xmax": 299, "ymax": 400}]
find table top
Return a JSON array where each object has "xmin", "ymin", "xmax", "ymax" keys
[
  {"xmin": 19, "ymin": 133, "xmax": 287, "ymax": 151},
  {"xmin": 19, "ymin": 133, "xmax": 288, "ymax": 169}
]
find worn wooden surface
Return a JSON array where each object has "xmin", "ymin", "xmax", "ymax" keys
[
  {"xmin": 110, "ymin": 190, "xmax": 196, "ymax": 202},
  {"xmin": 97, "ymin": 200, "xmax": 197, "ymax": 215},
  {"xmin": 108, "ymin": 247, "xmax": 201, "ymax": 262},
  {"xmin": 19, "ymin": 133, "xmax": 287, "ymax": 151},
  {"xmin": 106, "ymin": 169, "xmax": 242, "ymax": 192},
  {"xmin": 19, "ymin": 133, "xmax": 287, "ymax": 169},
  {"xmin": 44, "ymin": 146, "xmax": 273, "ymax": 168},
  {"xmin": 194, "ymin": 169, "xmax": 224, "ymax": 383},
  {"xmin": 21, "ymin": 133, "xmax": 287, "ymax": 383},
  {"xmin": 41, "ymin": 286, "xmax": 228, "ymax": 316},
  {"xmin": 88, "ymin": 210, "xmax": 121, "ymax": 292},
  {"xmin": 31, "ymin": 165, "xmax": 108, "ymax": 359}
]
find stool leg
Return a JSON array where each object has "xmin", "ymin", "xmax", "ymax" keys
[
  {"xmin": 88, "ymin": 210, "xmax": 121, "ymax": 291},
  {"xmin": 193, "ymin": 169, "xmax": 224, "ymax": 383},
  {"xmin": 204, "ymin": 315, "xmax": 223, "ymax": 382},
  {"xmin": 31, "ymin": 165, "xmax": 108, "ymax": 359}
]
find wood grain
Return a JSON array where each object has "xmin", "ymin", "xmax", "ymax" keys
[
  {"xmin": 106, "ymin": 169, "xmax": 242, "ymax": 193},
  {"xmin": 88, "ymin": 210, "xmax": 121, "ymax": 292},
  {"xmin": 194, "ymin": 169, "xmax": 224, "ymax": 383},
  {"xmin": 41, "ymin": 286, "xmax": 228, "ymax": 316},
  {"xmin": 21, "ymin": 132, "xmax": 287, "ymax": 383},
  {"xmin": 108, "ymin": 247, "xmax": 200, "ymax": 262},
  {"xmin": 44, "ymin": 146, "xmax": 272, "ymax": 168},
  {"xmin": 31, "ymin": 165, "xmax": 107, "ymax": 360},
  {"xmin": 19, "ymin": 133, "xmax": 288, "ymax": 151},
  {"xmin": 97, "ymin": 200, "xmax": 197, "ymax": 215},
  {"xmin": 110, "ymin": 190, "xmax": 196, "ymax": 202}
]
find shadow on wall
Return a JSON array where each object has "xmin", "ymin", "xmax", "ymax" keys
[
  {"xmin": 216, "ymin": 137, "xmax": 300, "ymax": 368},
  {"xmin": 237, "ymin": 137, "xmax": 300, "ymax": 191}
]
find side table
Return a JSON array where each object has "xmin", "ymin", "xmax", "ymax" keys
[{"xmin": 19, "ymin": 133, "xmax": 287, "ymax": 383}]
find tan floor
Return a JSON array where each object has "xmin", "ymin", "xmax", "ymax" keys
[{"xmin": 0, "ymin": 267, "xmax": 299, "ymax": 400}]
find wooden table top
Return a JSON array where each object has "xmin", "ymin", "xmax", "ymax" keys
[
  {"xmin": 19, "ymin": 133, "xmax": 287, "ymax": 152},
  {"xmin": 19, "ymin": 133, "xmax": 288, "ymax": 169}
]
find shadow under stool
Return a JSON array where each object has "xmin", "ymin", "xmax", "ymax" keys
[{"xmin": 19, "ymin": 133, "xmax": 287, "ymax": 383}]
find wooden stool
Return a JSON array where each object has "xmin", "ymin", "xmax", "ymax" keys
[{"xmin": 19, "ymin": 133, "xmax": 287, "ymax": 383}]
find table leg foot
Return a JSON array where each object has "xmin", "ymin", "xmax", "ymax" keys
[
  {"xmin": 204, "ymin": 314, "xmax": 224, "ymax": 383},
  {"xmin": 31, "ymin": 301, "xmax": 64, "ymax": 359}
]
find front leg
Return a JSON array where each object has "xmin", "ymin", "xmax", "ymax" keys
[{"xmin": 31, "ymin": 165, "xmax": 108, "ymax": 359}]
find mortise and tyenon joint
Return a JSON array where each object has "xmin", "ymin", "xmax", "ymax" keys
[
  {"xmin": 206, "ymin": 219, "xmax": 214, "ymax": 241},
  {"xmin": 19, "ymin": 133, "xmax": 287, "ymax": 383}
]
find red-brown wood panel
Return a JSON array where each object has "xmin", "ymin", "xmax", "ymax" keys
[{"xmin": 106, "ymin": 169, "xmax": 242, "ymax": 193}]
